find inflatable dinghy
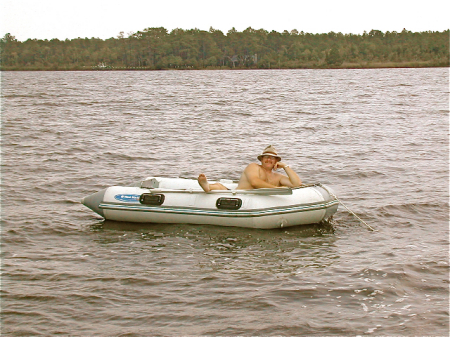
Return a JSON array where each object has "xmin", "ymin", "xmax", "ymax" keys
[{"xmin": 82, "ymin": 177, "xmax": 339, "ymax": 229}]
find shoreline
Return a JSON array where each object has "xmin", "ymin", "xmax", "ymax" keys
[{"xmin": 2, "ymin": 62, "xmax": 448, "ymax": 71}]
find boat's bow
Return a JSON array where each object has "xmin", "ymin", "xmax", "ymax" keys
[{"xmin": 81, "ymin": 188, "xmax": 107, "ymax": 217}]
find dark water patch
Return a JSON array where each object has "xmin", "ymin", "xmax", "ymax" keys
[
  {"xmin": 97, "ymin": 220, "xmax": 335, "ymax": 239},
  {"xmin": 374, "ymin": 201, "xmax": 449, "ymax": 221}
]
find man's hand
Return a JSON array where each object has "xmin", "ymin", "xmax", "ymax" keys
[{"xmin": 275, "ymin": 161, "xmax": 288, "ymax": 170}]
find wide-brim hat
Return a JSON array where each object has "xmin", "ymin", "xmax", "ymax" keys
[{"xmin": 257, "ymin": 145, "xmax": 281, "ymax": 161}]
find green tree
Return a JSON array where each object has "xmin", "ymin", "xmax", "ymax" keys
[{"xmin": 325, "ymin": 46, "xmax": 343, "ymax": 65}]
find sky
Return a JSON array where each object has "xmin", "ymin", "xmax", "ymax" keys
[{"xmin": 1, "ymin": 0, "xmax": 449, "ymax": 41}]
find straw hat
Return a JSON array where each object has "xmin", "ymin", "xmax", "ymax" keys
[{"xmin": 257, "ymin": 145, "xmax": 281, "ymax": 161}]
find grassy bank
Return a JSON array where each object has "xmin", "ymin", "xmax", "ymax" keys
[{"xmin": 1, "ymin": 60, "xmax": 448, "ymax": 71}]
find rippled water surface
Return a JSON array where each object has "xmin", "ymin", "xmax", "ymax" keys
[{"xmin": 1, "ymin": 68, "xmax": 449, "ymax": 336}]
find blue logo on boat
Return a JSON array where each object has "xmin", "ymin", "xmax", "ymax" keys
[{"xmin": 114, "ymin": 194, "xmax": 140, "ymax": 202}]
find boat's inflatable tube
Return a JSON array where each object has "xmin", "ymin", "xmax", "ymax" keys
[{"xmin": 82, "ymin": 177, "xmax": 339, "ymax": 229}]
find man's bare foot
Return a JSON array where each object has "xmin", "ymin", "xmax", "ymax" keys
[{"xmin": 197, "ymin": 174, "xmax": 211, "ymax": 192}]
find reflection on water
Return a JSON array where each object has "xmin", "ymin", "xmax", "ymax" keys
[{"xmin": 91, "ymin": 220, "xmax": 338, "ymax": 276}]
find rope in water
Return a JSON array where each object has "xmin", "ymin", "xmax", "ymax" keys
[{"xmin": 318, "ymin": 184, "xmax": 376, "ymax": 232}]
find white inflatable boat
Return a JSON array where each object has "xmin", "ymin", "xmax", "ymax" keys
[{"xmin": 82, "ymin": 177, "xmax": 339, "ymax": 229}]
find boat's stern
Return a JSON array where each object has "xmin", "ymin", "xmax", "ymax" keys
[{"xmin": 315, "ymin": 184, "xmax": 339, "ymax": 221}]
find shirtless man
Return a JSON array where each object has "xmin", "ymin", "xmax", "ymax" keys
[{"xmin": 197, "ymin": 145, "xmax": 302, "ymax": 192}]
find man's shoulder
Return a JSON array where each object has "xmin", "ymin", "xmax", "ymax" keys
[
  {"xmin": 242, "ymin": 163, "xmax": 262, "ymax": 175},
  {"xmin": 245, "ymin": 163, "xmax": 260, "ymax": 170}
]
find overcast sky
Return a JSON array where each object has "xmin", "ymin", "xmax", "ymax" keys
[{"xmin": 1, "ymin": 0, "xmax": 449, "ymax": 41}]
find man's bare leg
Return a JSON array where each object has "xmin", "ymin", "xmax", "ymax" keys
[{"xmin": 198, "ymin": 174, "xmax": 228, "ymax": 192}]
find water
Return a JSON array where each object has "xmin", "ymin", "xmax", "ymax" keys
[{"xmin": 1, "ymin": 68, "xmax": 448, "ymax": 336}]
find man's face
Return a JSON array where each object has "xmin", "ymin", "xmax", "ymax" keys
[{"xmin": 261, "ymin": 155, "xmax": 278, "ymax": 169}]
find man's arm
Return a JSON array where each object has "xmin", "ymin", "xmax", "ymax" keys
[
  {"xmin": 276, "ymin": 162, "xmax": 302, "ymax": 187},
  {"xmin": 243, "ymin": 163, "xmax": 279, "ymax": 188}
]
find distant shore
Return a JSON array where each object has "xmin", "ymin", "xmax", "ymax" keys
[
  {"xmin": 2, "ymin": 28, "xmax": 448, "ymax": 71},
  {"xmin": 2, "ymin": 61, "xmax": 448, "ymax": 71}
]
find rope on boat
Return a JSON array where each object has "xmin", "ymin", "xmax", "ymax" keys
[{"xmin": 318, "ymin": 184, "xmax": 376, "ymax": 232}]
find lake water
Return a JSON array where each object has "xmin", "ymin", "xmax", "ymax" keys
[{"xmin": 1, "ymin": 68, "xmax": 449, "ymax": 336}]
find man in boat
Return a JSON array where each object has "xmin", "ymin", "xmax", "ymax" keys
[{"xmin": 197, "ymin": 145, "xmax": 302, "ymax": 192}]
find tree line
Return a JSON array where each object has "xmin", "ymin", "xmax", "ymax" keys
[{"xmin": 0, "ymin": 27, "xmax": 448, "ymax": 70}]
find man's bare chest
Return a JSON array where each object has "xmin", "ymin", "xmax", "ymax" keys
[{"xmin": 259, "ymin": 170, "xmax": 280, "ymax": 186}]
